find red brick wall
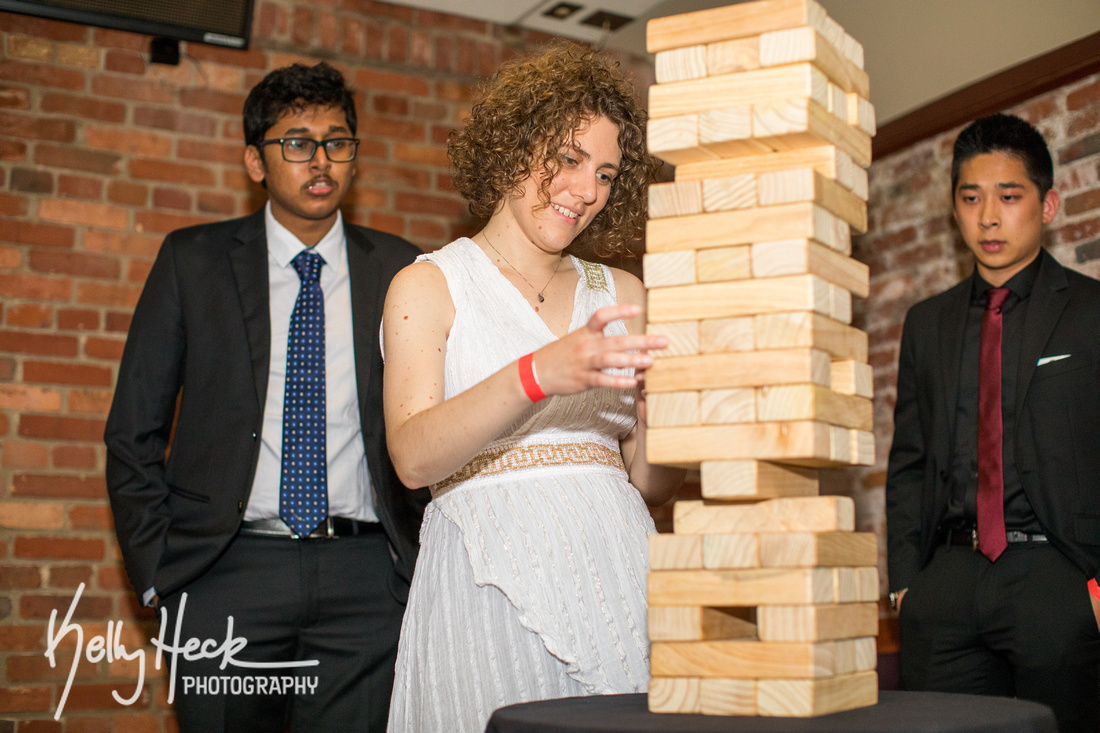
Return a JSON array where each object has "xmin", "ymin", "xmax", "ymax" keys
[
  {"xmin": 849, "ymin": 73, "xmax": 1100, "ymax": 597},
  {"xmin": 0, "ymin": 2, "xmax": 653, "ymax": 727},
  {"xmin": 4, "ymin": 0, "xmax": 1095, "ymax": 721}
]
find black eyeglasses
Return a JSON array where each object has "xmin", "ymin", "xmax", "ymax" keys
[{"xmin": 256, "ymin": 137, "xmax": 360, "ymax": 163}]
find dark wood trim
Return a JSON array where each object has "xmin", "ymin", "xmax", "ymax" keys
[{"xmin": 873, "ymin": 31, "xmax": 1100, "ymax": 160}]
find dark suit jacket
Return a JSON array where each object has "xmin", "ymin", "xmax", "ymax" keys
[
  {"xmin": 887, "ymin": 249, "xmax": 1100, "ymax": 592},
  {"xmin": 105, "ymin": 208, "xmax": 428, "ymax": 602}
]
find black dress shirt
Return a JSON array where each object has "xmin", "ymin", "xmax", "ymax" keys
[{"xmin": 942, "ymin": 254, "xmax": 1044, "ymax": 533}]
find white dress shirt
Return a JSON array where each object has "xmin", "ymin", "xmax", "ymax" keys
[{"xmin": 245, "ymin": 202, "xmax": 376, "ymax": 523}]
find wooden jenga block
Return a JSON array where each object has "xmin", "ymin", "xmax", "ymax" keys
[
  {"xmin": 836, "ymin": 637, "xmax": 877, "ymax": 674},
  {"xmin": 706, "ymin": 37, "xmax": 760, "ymax": 75},
  {"xmin": 675, "ymin": 145, "xmax": 867, "ymax": 201},
  {"xmin": 834, "ymin": 567, "xmax": 858, "ymax": 602},
  {"xmin": 831, "ymin": 359, "xmax": 873, "ymax": 397},
  {"xmin": 816, "ymin": 11, "xmax": 864, "ymax": 68},
  {"xmin": 826, "ymin": 83, "xmax": 848, "ymax": 121},
  {"xmin": 648, "ymin": 115, "xmax": 715, "ymax": 166},
  {"xmin": 757, "ymin": 671, "xmax": 877, "ymax": 717},
  {"xmin": 759, "ymin": 531, "xmax": 876, "ymax": 567},
  {"xmin": 699, "ymin": 388, "xmax": 755, "ymax": 425},
  {"xmin": 700, "ymin": 460, "xmax": 819, "ymax": 500},
  {"xmin": 701, "ymin": 678, "xmax": 757, "ymax": 715},
  {"xmin": 675, "ymin": 496, "xmax": 854, "ymax": 535},
  {"xmin": 856, "ymin": 566, "xmax": 879, "ymax": 600},
  {"xmin": 647, "ymin": 275, "xmax": 831, "ymax": 324},
  {"xmin": 643, "ymin": 251, "xmax": 696, "ymax": 289},
  {"xmin": 830, "ymin": 284, "xmax": 852, "ymax": 323},
  {"xmin": 696, "ymin": 246, "xmax": 752, "ymax": 282},
  {"xmin": 649, "ymin": 567, "xmax": 836, "ymax": 608},
  {"xmin": 647, "ymin": 203, "xmax": 843, "ymax": 253},
  {"xmin": 655, "ymin": 45, "xmax": 707, "ymax": 83},
  {"xmin": 648, "ymin": 420, "xmax": 847, "ymax": 467},
  {"xmin": 649, "ymin": 677, "xmax": 700, "ymax": 714},
  {"xmin": 649, "ymin": 64, "xmax": 829, "ymax": 119},
  {"xmin": 757, "ymin": 168, "xmax": 867, "ymax": 232},
  {"xmin": 646, "ymin": 0, "xmax": 826, "ymax": 54},
  {"xmin": 649, "ymin": 533, "xmax": 703, "ymax": 570},
  {"xmin": 756, "ymin": 384, "xmax": 872, "ymax": 430},
  {"xmin": 757, "ymin": 602, "xmax": 878, "ymax": 642},
  {"xmin": 758, "ymin": 26, "xmax": 870, "ymax": 98},
  {"xmin": 647, "ymin": 181, "xmax": 703, "ymax": 220},
  {"xmin": 828, "ymin": 211, "xmax": 852, "ymax": 255},
  {"xmin": 702, "ymin": 175, "xmax": 757, "ymax": 212},
  {"xmin": 847, "ymin": 93, "xmax": 876, "ymax": 136},
  {"xmin": 702, "ymin": 533, "xmax": 760, "ymax": 568},
  {"xmin": 651, "ymin": 638, "xmax": 852, "ymax": 678},
  {"xmin": 649, "ymin": 605, "xmax": 757, "ymax": 641},
  {"xmin": 752, "ymin": 97, "xmax": 872, "ymax": 167},
  {"xmin": 647, "ymin": 348, "xmax": 830, "ymax": 393},
  {"xmin": 649, "ymin": 677, "xmax": 760, "ymax": 715},
  {"xmin": 698, "ymin": 107, "xmax": 762, "ymax": 158},
  {"xmin": 829, "ymin": 425, "xmax": 851, "ymax": 464},
  {"xmin": 646, "ymin": 321, "xmax": 698, "ymax": 357},
  {"xmin": 754, "ymin": 311, "xmax": 867, "ymax": 361},
  {"xmin": 849, "ymin": 430, "xmax": 874, "ymax": 466},
  {"xmin": 751, "ymin": 239, "xmax": 869, "ymax": 297},
  {"xmin": 648, "ymin": 390, "xmax": 700, "ymax": 427},
  {"xmin": 835, "ymin": 150, "xmax": 868, "ymax": 201},
  {"xmin": 699, "ymin": 317, "xmax": 754, "ymax": 353}
]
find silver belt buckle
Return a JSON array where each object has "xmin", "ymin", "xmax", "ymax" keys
[{"xmin": 970, "ymin": 528, "xmax": 978, "ymax": 552}]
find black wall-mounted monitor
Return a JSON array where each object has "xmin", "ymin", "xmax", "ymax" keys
[{"xmin": 0, "ymin": 0, "xmax": 254, "ymax": 49}]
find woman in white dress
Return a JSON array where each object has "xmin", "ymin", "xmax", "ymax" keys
[{"xmin": 384, "ymin": 43, "xmax": 684, "ymax": 733}]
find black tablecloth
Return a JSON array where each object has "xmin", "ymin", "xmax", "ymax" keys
[{"xmin": 485, "ymin": 691, "xmax": 1057, "ymax": 733}]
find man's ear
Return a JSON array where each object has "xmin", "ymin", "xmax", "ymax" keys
[
  {"xmin": 1042, "ymin": 188, "xmax": 1060, "ymax": 224},
  {"xmin": 244, "ymin": 145, "xmax": 266, "ymax": 185}
]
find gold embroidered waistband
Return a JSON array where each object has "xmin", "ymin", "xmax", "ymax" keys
[{"xmin": 431, "ymin": 441, "xmax": 626, "ymax": 499}]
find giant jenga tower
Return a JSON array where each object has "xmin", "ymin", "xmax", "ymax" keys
[{"xmin": 641, "ymin": 0, "xmax": 879, "ymax": 718}]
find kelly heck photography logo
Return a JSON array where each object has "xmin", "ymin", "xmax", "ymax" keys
[{"xmin": 44, "ymin": 583, "xmax": 320, "ymax": 720}]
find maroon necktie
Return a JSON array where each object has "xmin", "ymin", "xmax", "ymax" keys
[{"xmin": 977, "ymin": 287, "xmax": 1010, "ymax": 561}]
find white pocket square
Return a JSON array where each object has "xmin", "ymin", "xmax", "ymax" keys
[{"xmin": 1036, "ymin": 354, "xmax": 1071, "ymax": 367}]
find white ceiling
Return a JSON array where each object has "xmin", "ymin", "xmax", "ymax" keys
[{"xmin": 400, "ymin": 0, "xmax": 1100, "ymax": 125}]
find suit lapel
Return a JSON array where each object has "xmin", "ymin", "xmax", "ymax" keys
[
  {"xmin": 229, "ymin": 209, "xmax": 271, "ymax": 410},
  {"xmin": 1016, "ymin": 250, "xmax": 1069, "ymax": 412},
  {"xmin": 345, "ymin": 224, "xmax": 381, "ymax": 405},
  {"xmin": 937, "ymin": 278, "xmax": 971, "ymax": 451}
]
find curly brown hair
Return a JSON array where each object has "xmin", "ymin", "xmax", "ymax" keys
[{"xmin": 449, "ymin": 41, "xmax": 661, "ymax": 258}]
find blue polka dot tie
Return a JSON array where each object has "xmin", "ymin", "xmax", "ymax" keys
[{"xmin": 280, "ymin": 250, "xmax": 327, "ymax": 537}]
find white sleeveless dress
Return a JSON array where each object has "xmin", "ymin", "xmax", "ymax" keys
[{"xmin": 386, "ymin": 238, "xmax": 655, "ymax": 733}]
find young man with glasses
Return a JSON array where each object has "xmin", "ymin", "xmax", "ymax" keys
[{"xmin": 105, "ymin": 62, "xmax": 428, "ymax": 732}]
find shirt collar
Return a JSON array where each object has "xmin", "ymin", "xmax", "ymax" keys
[
  {"xmin": 264, "ymin": 201, "xmax": 346, "ymax": 273},
  {"xmin": 971, "ymin": 248, "xmax": 1043, "ymax": 304}
]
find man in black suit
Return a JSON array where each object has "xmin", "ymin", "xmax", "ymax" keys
[
  {"xmin": 105, "ymin": 62, "xmax": 427, "ymax": 732},
  {"xmin": 886, "ymin": 113, "xmax": 1100, "ymax": 731}
]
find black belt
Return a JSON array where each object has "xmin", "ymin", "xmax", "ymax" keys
[
  {"xmin": 238, "ymin": 517, "xmax": 383, "ymax": 539},
  {"xmin": 942, "ymin": 527, "xmax": 1048, "ymax": 550}
]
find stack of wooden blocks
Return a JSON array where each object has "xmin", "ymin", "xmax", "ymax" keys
[{"xmin": 642, "ymin": 0, "xmax": 879, "ymax": 718}]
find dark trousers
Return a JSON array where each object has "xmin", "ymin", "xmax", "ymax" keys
[
  {"xmin": 159, "ymin": 530, "xmax": 405, "ymax": 733},
  {"xmin": 900, "ymin": 540, "xmax": 1100, "ymax": 732}
]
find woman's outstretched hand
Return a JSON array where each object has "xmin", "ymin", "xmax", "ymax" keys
[{"xmin": 530, "ymin": 304, "xmax": 667, "ymax": 397}]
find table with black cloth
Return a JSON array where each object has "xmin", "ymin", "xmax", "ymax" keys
[{"xmin": 485, "ymin": 691, "xmax": 1056, "ymax": 733}]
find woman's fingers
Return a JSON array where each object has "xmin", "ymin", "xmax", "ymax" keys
[
  {"xmin": 534, "ymin": 305, "xmax": 671, "ymax": 395},
  {"xmin": 590, "ymin": 350, "xmax": 653, "ymax": 370},
  {"xmin": 584, "ymin": 304, "xmax": 641, "ymax": 334},
  {"xmin": 599, "ymin": 333, "xmax": 668, "ymax": 354}
]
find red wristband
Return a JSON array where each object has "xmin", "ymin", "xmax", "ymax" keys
[
  {"xmin": 518, "ymin": 353, "xmax": 546, "ymax": 402},
  {"xmin": 1089, "ymin": 578, "xmax": 1100, "ymax": 603}
]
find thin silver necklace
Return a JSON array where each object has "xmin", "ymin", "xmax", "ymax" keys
[{"xmin": 481, "ymin": 233, "xmax": 562, "ymax": 303}]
